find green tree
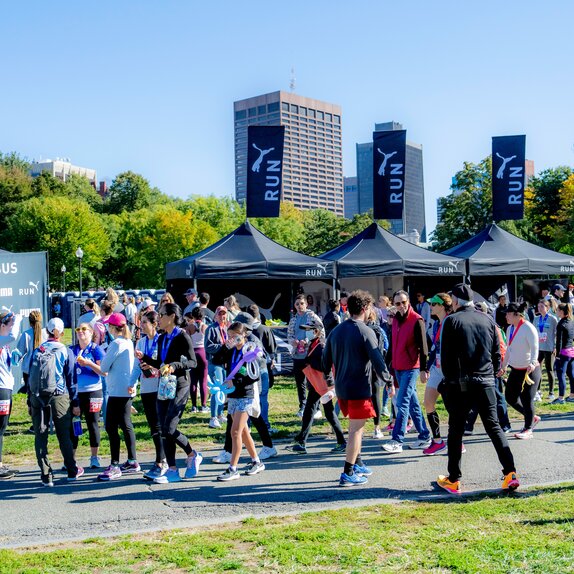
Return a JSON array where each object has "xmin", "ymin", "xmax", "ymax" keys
[
  {"xmin": 0, "ymin": 151, "xmax": 31, "ymax": 172},
  {"xmin": 300, "ymin": 209, "xmax": 345, "ymax": 256},
  {"xmin": 4, "ymin": 197, "xmax": 109, "ymax": 289},
  {"xmin": 250, "ymin": 202, "xmax": 306, "ymax": 251},
  {"xmin": 525, "ymin": 166, "xmax": 574, "ymax": 246},
  {"xmin": 108, "ymin": 205, "xmax": 218, "ymax": 288},
  {"xmin": 104, "ymin": 171, "xmax": 165, "ymax": 214},
  {"xmin": 546, "ymin": 174, "xmax": 574, "ymax": 253},
  {"xmin": 178, "ymin": 195, "xmax": 245, "ymax": 236},
  {"xmin": 64, "ymin": 173, "xmax": 104, "ymax": 211}
]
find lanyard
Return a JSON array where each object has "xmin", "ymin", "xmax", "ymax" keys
[
  {"xmin": 508, "ymin": 320, "xmax": 524, "ymax": 346},
  {"xmin": 1, "ymin": 346, "xmax": 10, "ymax": 369},
  {"xmin": 433, "ymin": 321, "xmax": 442, "ymax": 346},
  {"xmin": 145, "ymin": 333, "xmax": 159, "ymax": 358},
  {"xmin": 230, "ymin": 348, "xmax": 242, "ymax": 373},
  {"xmin": 161, "ymin": 328, "xmax": 180, "ymax": 364},
  {"xmin": 538, "ymin": 314, "xmax": 549, "ymax": 334},
  {"xmin": 219, "ymin": 325, "xmax": 227, "ymax": 342}
]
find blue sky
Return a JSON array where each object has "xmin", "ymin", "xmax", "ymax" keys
[{"xmin": 1, "ymin": 1, "xmax": 572, "ymax": 235}]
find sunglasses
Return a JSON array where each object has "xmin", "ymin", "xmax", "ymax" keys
[
  {"xmin": 394, "ymin": 300, "xmax": 409, "ymax": 306},
  {"xmin": 75, "ymin": 327, "xmax": 91, "ymax": 333},
  {"xmin": 217, "ymin": 311, "xmax": 227, "ymax": 315}
]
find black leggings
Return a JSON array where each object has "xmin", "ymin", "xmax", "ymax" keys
[
  {"xmin": 538, "ymin": 350, "xmax": 555, "ymax": 394},
  {"xmin": 292, "ymin": 358, "xmax": 308, "ymax": 410},
  {"xmin": 505, "ymin": 366, "xmax": 541, "ymax": 430},
  {"xmin": 141, "ymin": 391, "xmax": 165, "ymax": 463},
  {"xmin": 0, "ymin": 388, "xmax": 12, "ymax": 463},
  {"xmin": 371, "ymin": 379, "xmax": 383, "ymax": 426},
  {"xmin": 105, "ymin": 396, "xmax": 137, "ymax": 464},
  {"xmin": 157, "ymin": 379, "xmax": 193, "ymax": 467},
  {"xmin": 72, "ymin": 390, "xmax": 102, "ymax": 449}
]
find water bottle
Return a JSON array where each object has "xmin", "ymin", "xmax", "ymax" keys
[{"xmin": 73, "ymin": 416, "xmax": 83, "ymax": 437}]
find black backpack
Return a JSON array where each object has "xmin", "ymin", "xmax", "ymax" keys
[{"xmin": 29, "ymin": 344, "xmax": 60, "ymax": 401}]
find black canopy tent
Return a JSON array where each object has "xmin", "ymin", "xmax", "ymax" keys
[
  {"xmin": 443, "ymin": 223, "xmax": 574, "ymax": 301},
  {"xmin": 165, "ymin": 221, "xmax": 335, "ymax": 320},
  {"xmin": 319, "ymin": 222, "xmax": 465, "ymax": 298}
]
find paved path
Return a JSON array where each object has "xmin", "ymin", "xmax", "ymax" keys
[{"xmin": 1, "ymin": 413, "xmax": 573, "ymax": 548}]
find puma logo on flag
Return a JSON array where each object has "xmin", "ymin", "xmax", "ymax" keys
[
  {"xmin": 495, "ymin": 152, "xmax": 517, "ymax": 179},
  {"xmin": 251, "ymin": 143, "xmax": 275, "ymax": 173},
  {"xmin": 377, "ymin": 149, "xmax": 397, "ymax": 176},
  {"xmin": 29, "ymin": 281, "xmax": 40, "ymax": 292}
]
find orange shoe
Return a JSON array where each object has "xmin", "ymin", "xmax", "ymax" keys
[
  {"xmin": 502, "ymin": 472, "xmax": 520, "ymax": 491},
  {"xmin": 437, "ymin": 474, "xmax": 461, "ymax": 494}
]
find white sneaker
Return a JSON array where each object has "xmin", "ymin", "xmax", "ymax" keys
[
  {"xmin": 212, "ymin": 450, "xmax": 231, "ymax": 464},
  {"xmin": 373, "ymin": 428, "xmax": 384, "ymax": 439},
  {"xmin": 218, "ymin": 413, "xmax": 227, "ymax": 424},
  {"xmin": 534, "ymin": 391, "xmax": 542, "ymax": 402},
  {"xmin": 381, "ymin": 440, "xmax": 403, "ymax": 453},
  {"xmin": 411, "ymin": 438, "xmax": 433, "ymax": 449},
  {"xmin": 209, "ymin": 417, "xmax": 221, "ymax": 429},
  {"xmin": 548, "ymin": 393, "xmax": 556, "ymax": 402},
  {"xmin": 259, "ymin": 446, "xmax": 278, "ymax": 460},
  {"xmin": 313, "ymin": 410, "xmax": 323, "ymax": 420},
  {"xmin": 296, "ymin": 408, "xmax": 304, "ymax": 418}
]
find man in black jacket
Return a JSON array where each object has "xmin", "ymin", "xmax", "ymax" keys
[
  {"xmin": 438, "ymin": 283, "xmax": 518, "ymax": 494},
  {"xmin": 322, "ymin": 290, "xmax": 389, "ymax": 487}
]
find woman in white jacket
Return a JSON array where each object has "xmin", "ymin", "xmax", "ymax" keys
[
  {"xmin": 499, "ymin": 302, "xmax": 541, "ymax": 440},
  {"xmin": 0, "ymin": 308, "xmax": 22, "ymax": 479}
]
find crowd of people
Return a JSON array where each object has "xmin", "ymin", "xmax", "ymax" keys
[{"xmin": 0, "ymin": 281, "xmax": 571, "ymax": 493}]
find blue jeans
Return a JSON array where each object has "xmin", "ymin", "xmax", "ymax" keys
[
  {"xmin": 259, "ymin": 368, "xmax": 271, "ymax": 429},
  {"xmin": 392, "ymin": 369, "xmax": 429, "ymax": 443},
  {"xmin": 555, "ymin": 355, "xmax": 574, "ymax": 397},
  {"xmin": 208, "ymin": 363, "xmax": 225, "ymax": 418}
]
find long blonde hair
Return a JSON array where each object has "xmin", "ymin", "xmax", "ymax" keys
[{"xmin": 29, "ymin": 310, "xmax": 43, "ymax": 349}]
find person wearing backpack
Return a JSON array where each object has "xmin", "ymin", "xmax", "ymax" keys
[
  {"xmin": 0, "ymin": 308, "xmax": 23, "ymax": 480},
  {"xmin": 29, "ymin": 318, "xmax": 84, "ymax": 487}
]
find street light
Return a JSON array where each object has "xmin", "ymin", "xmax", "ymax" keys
[
  {"xmin": 76, "ymin": 247, "xmax": 84, "ymax": 295},
  {"xmin": 61, "ymin": 265, "xmax": 66, "ymax": 292}
]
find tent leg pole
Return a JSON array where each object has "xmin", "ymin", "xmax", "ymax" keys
[
  {"xmin": 514, "ymin": 275, "xmax": 518, "ymax": 301},
  {"xmin": 194, "ymin": 278, "xmax": 198, "ymax": 292}
]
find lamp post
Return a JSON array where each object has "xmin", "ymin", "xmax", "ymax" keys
[
  {"xmin": 61, "ymin": 265, "xmax": 66, "ymax": 292},
  {"xmin": 76, "ymin": 247, "xmax": 84, "ymax": 295}
]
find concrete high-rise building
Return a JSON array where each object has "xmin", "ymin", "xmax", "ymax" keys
[
  {"xmin": 356, "ymin": 122, "xmax": 426, "ymax": 241},
  {"xmin": 344, "ymin": 176, "xmax": 358, "ymax": 219},
  {"xmin": 234, "ymin": 91, "xmax": 344, "ymax": 216}
]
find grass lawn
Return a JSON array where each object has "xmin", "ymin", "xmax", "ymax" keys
[
  {"xmin": 4, "ymin": 371, "xmax": 573, "ymax": 466},
  {"xmin": 1, "ymin": 483, "xmax": 574, "ymax": 573}
]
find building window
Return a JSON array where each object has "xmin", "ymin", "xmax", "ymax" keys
[
  {"xmin": 257, "ymin": 105, "xmax": 266, "ymax": 115},
  {"xmin": 268, "ymin": 102, "xmax": 279, "ymax": 113},
  {"xmin": 308, "ymin": 109, "xmax": 316, "ymax": 118},
  {"xmin": 248, "ymin": 107, "xmax": 257, "ymax": 117},
  {"xmin": 281, "ymin": 102, "xmax": 289, "ymax": 111},
  {"xmin": 290, "ymin": 104, "xmax": 298, "ymax": 113},
  {"xmin": 235, "ymin": 110, "xmax": 247, "ymax": 120}
]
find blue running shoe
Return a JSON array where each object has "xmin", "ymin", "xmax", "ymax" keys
[
  {"xmin": 353, "ymin": 463, "xmax": 372, "ymax": 476},
  {"xmin": 339, "ymin": 472, "xmax": 368, "ymax": 487}
]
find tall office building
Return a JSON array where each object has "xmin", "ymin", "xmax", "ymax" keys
[
  {"xmin": 234, "ymin": 91, "xmax": 344, "ymax": 216},
  {"xmin": 356, "ymin": 122, "xmax": 427, "ymax": 241},
  {"xmin": 343, "ymin": 176, "xmax": 358, "ymax": 219}
]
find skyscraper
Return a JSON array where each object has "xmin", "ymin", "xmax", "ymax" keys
[
  {"xmin": 234, "ymin": 91, "xmax": 344, "ymax": 216},
  {"xmin": 343, "ymin": 176, "xmax": 358, "ymax": 219},
  {"xmin": 356, "ymin": 122, "xmax": 427, "ymax": 241}
]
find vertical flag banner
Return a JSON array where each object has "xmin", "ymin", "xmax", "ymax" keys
[
  {"xmin": 372, "ymin": 130, "xmax": 406, "ymax": 220},
  {"xmin": 246, "ymin": 125, "xmax": 285, "ymax": 218},
  {"xmin": 492, "ymin": 135, "xmax": 526, "ymax": 221}
]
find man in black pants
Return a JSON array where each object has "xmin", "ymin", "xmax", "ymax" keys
[{"xmin": 438, "ymin": 283, "xmax": 519, "ymax": 494}]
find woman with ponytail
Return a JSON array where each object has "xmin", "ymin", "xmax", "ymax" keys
[
  {"xmin": 16, "ymin": 310, "xmax": 47, "ymax": 393},
  {"xmin": 499, "ymin": 302, "xmax": 541, "ymax": 440}
]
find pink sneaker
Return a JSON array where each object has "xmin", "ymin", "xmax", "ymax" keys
[
  {"xmin": 423, "ymin": 440, "xmax": 446, "ymax": 456},
  {"xmin": 384, "ymin": 422, "xmax": 394, "ymax": 432},
  {"xmin": 461, "ymin": 443, "xmax": 467, "ymax": 454},
  {"xmin": 405, "ymin": 423, "xmax": 414, "ymax": 433}
]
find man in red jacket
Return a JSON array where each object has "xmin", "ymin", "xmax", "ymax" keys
[{"xmin": 382, "ymin": 290, "xmax": 431, "ymax": 453}]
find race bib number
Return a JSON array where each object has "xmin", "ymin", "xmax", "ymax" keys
[
  {"xmin": 539, "ymin": 333, "xmax": 548, "ymax": 344},
  {"xmin": 89, "ymin": 397, "xmax": 103, "ymax": 413},
  {"xmin": 0, "ymin": 400, "xmax": 11, "ymax": 416}
]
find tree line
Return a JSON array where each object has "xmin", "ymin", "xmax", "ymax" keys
[
  {"xmin": 431, "ymin": 156, "xmax": 574, "ymax": 252},
  {"xmin": 0, "ymin": 152, "xmax": 378, "ymax": 289}
]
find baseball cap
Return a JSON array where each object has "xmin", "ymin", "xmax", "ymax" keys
[
  {"xmin": 46, "ymin": 317, "xmax": 64, "ymax": 334},
  {"xmin": 184, "ymin": 288, "xmax": 198, "ymax": 296},
  {"xmin": 300, "ymin": 317, "xmax": 324, "ymax": 331},
  {"xmin": 552, "ymin": 283, "xmax": 565, "ymax": 292},
  {"xmin": 450, "ymin": 283, "xmax": 474, "ymax": 301},
  {"xmin": 233, "ymin": 312, "xmax": 255, "ymax": 330},
  {"xmin": 427, "ymin": 294, "xmax": 445, "ymax": 305},
  {"xmin": 102, "ymin": 312, "xmax": 127, "ymax": 327},
  {"xmin": 141, "ymin": 298, "xmax": 156, "ymax": 309},
  {"xmin": 215, "ymin": 305, "xmax": 227, "ymax": 316}
]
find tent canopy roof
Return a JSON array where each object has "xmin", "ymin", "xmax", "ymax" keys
[
  {"xmin": 444, "ymin": 223, "xmax": 574, "ymax": 275},
  {"xmin": 321, "ymin": 222, "xmax": 464, "ymax": 277},
  {"xmin": 166, "ymin": 221, "xmax": 335, "ymax": 280}
]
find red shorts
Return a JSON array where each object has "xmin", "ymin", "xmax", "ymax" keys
[{"xmin": 338, "ymin": 398, "xmax": 376, "ymax": 420}]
